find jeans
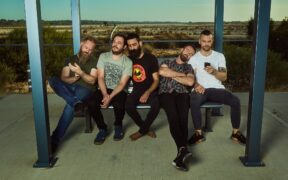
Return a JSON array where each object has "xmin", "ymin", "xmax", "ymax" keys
[
  {"xmin": 125, "ymin": 91, "xmax": 160, "ymax": 134},
  {"xmin": 49, "ymin": 77, "xmax": 92, "ymax": 144},
  {"xmin": 190, "ymin": 88, "xmax": 241, "ymax": 130},
  {"xmin": 159, "ymin": 92, "xmax": 190, "ymax": 149}
]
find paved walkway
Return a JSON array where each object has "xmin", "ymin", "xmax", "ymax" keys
[{"xmin": 0, "ymin": 93, "xmax": 287, "ymax": 180}]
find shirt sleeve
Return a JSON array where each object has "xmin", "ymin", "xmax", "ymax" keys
[
  {"xmin": 218, "ymin": 53, "xmax": 226, "ymax": 68},
  {"xmin": 96, "ymin": 53, "xmax": 105, "ymax": 70},
  {"xmin": 186, "ymin": 64, "xmax": 194, "ymax": 75},
  {"xmin": 188, "ymin": 56, "xmax": 197, "ymax": 70},
  {"xmin": 151, "ymin": 55, "xmax": 159, "ymax": 73},
  {"xmin": 160, "ymin": 59, "xmax": 170, "ymax": 67},
  {"xmin": 122, "ymin": 57, "xmax": 132, "ymax": 76}
]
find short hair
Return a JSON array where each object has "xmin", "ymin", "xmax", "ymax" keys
[
  {"xmin": 200, "ymin": 29, "xmax": 213, "ymax": 36},
  {"xmin": 183, "ymin": 44, "xmax": 196, "ymax": 51},
  {"xmin": 112, "ymin": 33, "xmax": 127, "ymax": 45},
  {"xmin": 81, "ymin": 35, "xmax": 97, "ymax": 45},
  {"xmin": 126, "ymin": 33, "xmax": 140, "ymax": 42}
]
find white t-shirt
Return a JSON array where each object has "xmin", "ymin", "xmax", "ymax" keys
[{"xmin": 188, "ymin": 50, "xmax": 226, "ymax": 89}]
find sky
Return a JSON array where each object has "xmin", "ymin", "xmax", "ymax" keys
[{"xmin": 0, "ymin": 0, "xmax": 287, "ymax": 22}]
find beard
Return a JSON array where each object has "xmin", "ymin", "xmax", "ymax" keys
[
  {"xmin": 180, "ymin": 53, "xmax": 189, "ymax": 63},
  {"xmin": 202, "ymin": 45, "xmax": 212, "ymax": 52},
  {"xmin": 78, "ymin": 50, "xmax": 90, "ymax": 64},
  {"xmin": 129, "ymin": 47, "xmax": 142, "ymax": 59},
  {"xmin": 112, "ymin": 46, "xmax": 124, "ymax": 55}
]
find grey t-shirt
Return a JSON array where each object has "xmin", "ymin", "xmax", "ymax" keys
[{"xmin": 97, "ymin": 51, "xmax": 132, "ymax": 89}]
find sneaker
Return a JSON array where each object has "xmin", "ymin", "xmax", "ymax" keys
[
  {"xmin": 172, "ymin": 160, "xmax": 188, "ymax": 171},
  {"xmin": 172, "ymin": 147, "xmax": 190, "ymax": 171},
  {"xmin": 129, "ymin": 131, "xmax": 143, "ymax": 141},
  {"xmin": 94, "ymin": 129, "xmax": 107, "ymax": 145},
  {"xmin": 113, "ymin": 126, "xmax": 124, "ymax": 141},
  {"xmin": 231, "ymin": 131, "xmax": 246, "ymax": 145},
  {"xmin": 176, "ymin": 147, "xmax": 192, "ymax": 162},
  {"xmin": 188, "ymin": 132, "xmax": 206, "ymax": 145}
]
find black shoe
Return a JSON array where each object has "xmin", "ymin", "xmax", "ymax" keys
[
  {"xmin": 172, "ymin": 160, "xmax": 188, "ymax": 171},
  {"xmin": 94, "ymin": 129, "xmax": 108, "ymax": 145},
  {"xmin": 113, "ymin": 126, "xmax": 124, "ymax": 141},
  {"xmin": 231, "ymin": 131, "xmax": 246, "ymax": 145},
  {"xmin": 188, "ymin": 132, "xmax": 206, "ymax": 145},
  {"xmin": 172, "ymin": 147, "xmax": 190, "ymax": 171}
]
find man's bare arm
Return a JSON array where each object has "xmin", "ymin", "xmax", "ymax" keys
[{"xmin": 159, "ymin": 64, "xmax": 186, "ymax": 78}]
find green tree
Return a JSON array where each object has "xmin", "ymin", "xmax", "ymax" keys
[
  {"xmin": 224, "ymin": 44, "xmax": 288, "ymax": 91},
  {"xmin": 269, "ymin": 17, "xmax": 288, "ymax": 60},
  {"xmin": 0, "ymin": 27, "xmax": 73, "ymax": 82}
]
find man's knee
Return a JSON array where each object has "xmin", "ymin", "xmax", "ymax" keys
[
  {"xmin": 190, "ymin": 94, "xmax": 202, "ymax": 107},
  {"xmin": 48, "ymin": 76, "xmax": 59, "ymax": 87},
  {"xmin": 230, "ymin": 95, "xmax": 240, "ymax": 108}
]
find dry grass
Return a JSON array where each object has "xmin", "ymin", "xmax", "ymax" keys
[{"xmin": 3, "ymin": 82, "xmax": 54, "ymax": 94}]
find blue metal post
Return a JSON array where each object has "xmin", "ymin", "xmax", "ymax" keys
[
  {"xmin": 212, "ymin": 0, "xmax": 224, "ymax": 116},
  {"xmin": 214, "ymin": 0, "xmax": 224, "ymax": 52},
  {"xmin": 24, "ymin": 0, "xmax": 57, "ymax": 167},
  {"xmin": 71, "ymin": 0, "xmax": 81, "ymax": 54},
  {"xmin": 240, "ymin": 0, "xmax": 271, "ymax": 167}
]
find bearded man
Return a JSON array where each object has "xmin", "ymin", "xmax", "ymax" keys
[
  {"xmin": 49, "ymin": 36, "xmax": 98, "ymax": 154},
  {"xmin": 125, "ymin": 33, "xmax": 160, "ymax": 141},
  {"xmin": 158, "ymin": 45, "xmax": 195, "ymax": 171},
  {"xmin": 90, "ymin": 33, "xmax": 132, "ymax": 145}
]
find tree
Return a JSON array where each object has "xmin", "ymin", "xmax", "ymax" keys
[
  {"xmin": 269, "ymin": 17, "xmax": 288, "ymax": 60},
  {"xmin": 0, "ymin": 27, "xmax": 73, "ymax": 82}
]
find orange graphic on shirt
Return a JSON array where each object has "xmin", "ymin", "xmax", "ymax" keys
[{"xmin": 133, "ymin": 64, "xmax": 146, "ymax": 82}]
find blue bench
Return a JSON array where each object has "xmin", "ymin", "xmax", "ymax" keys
[{"xmin": 75, "ymin": 101, "xmax": 223, "ymax": 133}]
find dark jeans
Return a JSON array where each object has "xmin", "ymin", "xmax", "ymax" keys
[
  {"xmin": 86, "ymin": 89, "xmax": 127, "ymax": 130},
  {"xmin": 190, "ymin": 88, "xmax": 241, "ymax": 130},
  {"xmin": 159, "ymin": 92, "xmax": 190, "ymax": 149},
  {"xmin": 49, "ymin": 77, "xmax": 92, "ymax": 144},
  {"xmin": 125, "ymin": 91, "xmax": 160, "ymax": 134}
]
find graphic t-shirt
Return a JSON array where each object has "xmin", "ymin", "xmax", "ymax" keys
[
  {"xmin": 129, "ymin": 53, "xmax": 159, "ymax": 92},
  {"xmin": 159, "ymin": 59, "xmax": 193, "ymax": 94},
  {"xmin": 97, "ymin": 51, "xmax": 132, "ymax": 89},
  {"xmin": 65, "ymin": 55, "xmax": 98, "ymax": 91}
]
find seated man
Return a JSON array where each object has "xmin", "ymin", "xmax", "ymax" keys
[
  {"xmin": 188, "ymin": 29, "xmax": 246, "ymax": 145},
  {"xmin": 49, "ymin": 36, "xmax": 98, "ymax": 153},
  {"xmin": 159, "ymin": 45, "xmax": 195, "ymax": 171},
  {"xmin": 125, "ymin": 33, "xmax": 160, "ymax": 141},
  {"xmin": 89, "ymin": 33, "xmax": 132, "ymax": 145}
]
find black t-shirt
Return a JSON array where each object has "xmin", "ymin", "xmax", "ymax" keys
[{"xmin": 129, "ymin": 53, "xmax": 159, "ymax": 93}]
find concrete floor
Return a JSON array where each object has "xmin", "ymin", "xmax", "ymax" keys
[{"xmin": 0, "ymin": 93, "xmax": 287, "ymax": 180}]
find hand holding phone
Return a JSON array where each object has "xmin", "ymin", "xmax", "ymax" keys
[{"xmin": 204, "ymin": 62, "xmax": 211, "ymax": 67}]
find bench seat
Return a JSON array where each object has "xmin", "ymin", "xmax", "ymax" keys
[{"xmin": 75, "ymin": 102, "xmax": 223, "ymax": 133}]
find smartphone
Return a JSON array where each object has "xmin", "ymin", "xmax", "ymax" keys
[{"xmin": 204, "ymin": 62, "xmax": 211, "ymax": 67}]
